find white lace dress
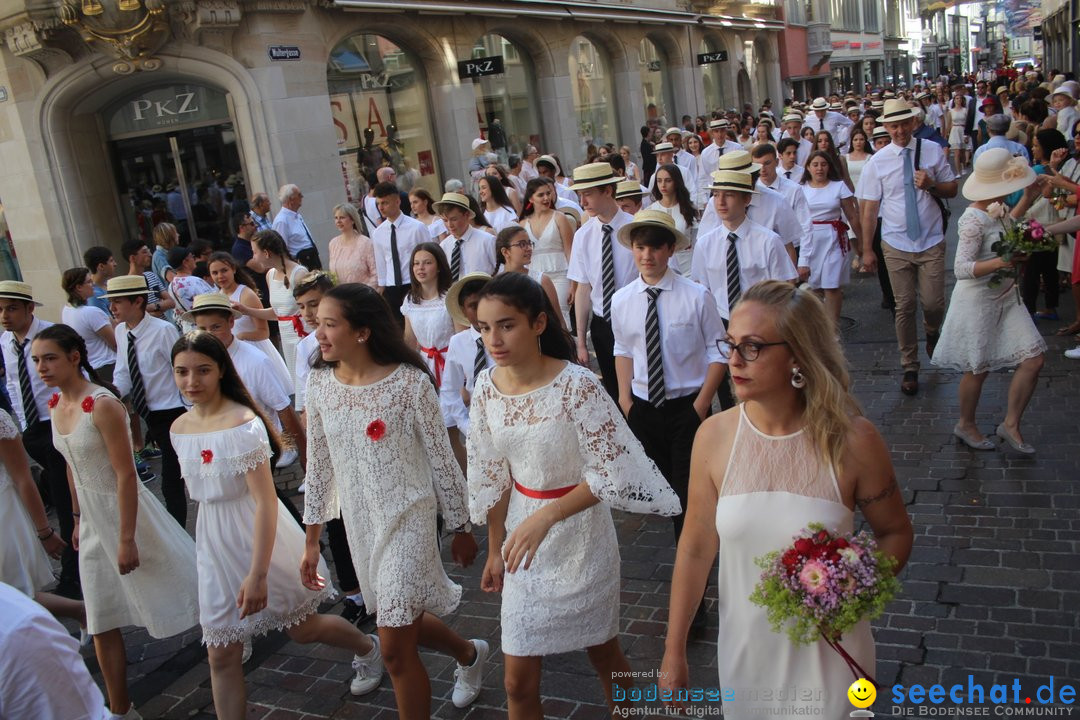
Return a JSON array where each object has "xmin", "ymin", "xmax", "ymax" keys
[
  {"xmin": 267, "ymin": 264, "xmax": 309, "ymax": 384},
  {"xmin": 52, "ymin": 389, "xmax": 200, "ymax": 637},
  {"xmin": 524, "ymin": 214, "xmax": 571, "ymax": 324},
  {"xmin": 0, "ymin": 410, "xmax": 55, "ymax": 595},
  {"xmin": 401, "ymin": 294, "xmax": 458, "ymax": 427},
  {"xmin": 467, "ymin": 363, "xmax": 681, "ymax": 656},
  {"xmin": 714, "ymin": 405, "xmax": 874, "ymax": 718},
  {"xmin": 172, "ymin": 418, "xmax": 333, "ymax": 646},
  {"xmin": 303, "ymin": 364, "xmax": 469, "ymax": 627},
  {"xmin": 229, "ymin": 285, "xmax": 292, "ymax": 393},
  {"xmin": 932, "ymin": 208, "xmax": 1047, "ymax": 374}
]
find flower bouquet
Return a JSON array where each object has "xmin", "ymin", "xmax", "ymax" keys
[
  {"xmin": 986, "ymin": 204, "xmax": 1060, "ymax": 302},
  {"xmin": 749, "ymin": 524, "xmax": 900, "ymax": 686}
]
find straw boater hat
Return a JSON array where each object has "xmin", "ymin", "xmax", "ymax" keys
[
  {"xmin": 433, "ymin": 192, "xmax": 475, "ymax": 218},
  {"xmin": 102, "ymin": 275, "xmax": 150, "ymax": 299},
  {"xmin": 664, "ymin": 127, "xmax": 682, "ymax": 138},
  {"xmin": 871, "ymin": 126, "xmax": 891, "ymax": 142},
  {"xmin": 709, "ymin": 170, "xmax": 759, "ymax": 194},
  {"xmin": 0, "ymin": 281, "xmax": 42, "ymax": 307},
  {"xmin": 708, "ymin": 118, "xmax": 730, "ymax": 130},
  {"xmin": 879, "ymin": 99, "xmax": 918, "ymax": 123},
  {"xmin": 180, "ymin": 293, "xmax": 241, "ymax": 325},
  {"xmin": 570, "ymin": 162, "xmax": 619, "ymax": 191},
  {"xmin": 652, "ymin": 141, "xmax": 676, "ymax": 155},
  {"xmin": 535, "ymin": 154, "xmax": 561, "ymax": 175},
  {"xmin": 616, "ymin": 209, "xmax": 690, "ymax": 251},
  {"xmin": 445, "ymin": 272, "xmax": 492, "ymax": 327},
  {"xmin": 870, "ymin": 100, "xmax": 885, "ymax": 111},
  {"xmin": 559, "ymin": 205, "xmax": 582, "ymax": 225},
  {"xmin": 615, "ymin": 180, "xmax": 646, "ymax": 199},
  {"xmin": 781, "ymin": 113, "xmax": 804, "ymax": 125},
  {"xmin": 715, "ymin": 150, "xmax": 762, "ymax": 174},
  {"xmin": 962, "ymin": 148, "xmax": 1037, "ymax": 202}
]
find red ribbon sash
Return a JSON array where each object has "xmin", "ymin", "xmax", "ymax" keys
[
  {"xmin": 812, "ymin": 218, "xmax": 851, "ymax": 254},
  {"xmin": 277, "ymin": 315, "xmax": 309, "ymax": 339},
  {"xmin": 420, "ymin": 345, "xmax": 449, "ymax": 388},
  {"xmin": 513, "ymin": 480, "xmax": 577, "ymax": 499}
]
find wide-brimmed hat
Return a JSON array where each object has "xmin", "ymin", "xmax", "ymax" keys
[
  {"xmin": 829, "ymin": 102, "xmax": 842, "ymax": 111},
  {"xmin": 879, "ymin": 99, "xmax": 918, "ymax": 123},
  {"xmin": 781, "ymin": 113, "xmax": 804, "ymax": 124},
  {"xmin": 445, "ymin": 272, "xmax": 492, "ymax": 327},
  {"xmin": 709, "ymin": 170, "xmax": 758, "ymax": 194},
  {"xmin": 962, "ymin": 148, "xmax": 1037, "ymax": 201},
  {"xmin": 810, "ymin": 97, "xmax": 829, "ymax": 111},
  {"xmin": 716, "ymin": 150, "xmax": 762, "ymax": 174},
  {"xmin": 870, "ymin": 100, "xmax": 885, "ymax": 110},
  {"xmin": 914, "ymin": 91, "xmax": 931, "ymax": 101},
  {"xmin": 615, "ymin": 180, "xmax": 646, "ymax": 199},
  {"xmin": 871, "ymin": 126, "xmax": 891, "ymax": 142},
  {"xmin": 616, "ymin": 209, "xmax": 690, "ymax": 251},
  {"xmin": 535, "ymin": 154, "xmax": 561, "ymax": 175},
  {"xmin": 652, "ymin": 142, "xmax": 676, "ymax": 154},
  {"xmin": 433, "ymin": 192, "xmax": 475, "ymax": 218},
  {"xmin": 180, "ymin": 293, "xmax": 241, "ymax": 324},
  {"xmin": 708, "ymin": 118, "xmax": 730, "ymax": 130},
  {"xmin": 0, "ymin": 281, "xmax": 42, "ymax": 306},
  {"xmin": 664, "ymin": 127, "xmax": 682, "ymax": 138},
  {"xmin": 571, "ymin": 162, "xmax": 619, "ymax": 191},
  {"xmin": 102, "ymin": 275, "xmax": 150, "ymax": 299}
]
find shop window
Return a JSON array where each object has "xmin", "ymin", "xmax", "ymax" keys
[
  {"xmin": 471, "ymin": 34, "xmax": 542, "ymax": 163},
  {"xmin": 569, "ymin": 36, "xmax": 619, "ymax": 165}
]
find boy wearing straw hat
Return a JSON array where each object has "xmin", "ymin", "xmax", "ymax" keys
[
  {"xmin": 435, "ymin": 193, "xmax": 497, "ymax": 281},
  {"xmin": 615, "ymin": 181, "xmax": 647, "ymax": 216},
  {"xmin": 443, "ymin": 272, "xmax": 494, "ymax": 440},
  {"xmin": 0, "ymin": 281, "xmax": 80, "ymax": 596}
]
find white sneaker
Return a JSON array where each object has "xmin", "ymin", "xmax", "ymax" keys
[
  {"xmin": 350, "ymin": 634, "xmax": 384, "ymax": 696},
  {"xmin": 1064, "ymin": 346, "xmax": 1080, "ymax": 360},
  {"xmin": 451, "ymin": 638, "xmax": 489, "ymax": 708},
  {"xmin": 241, "ymin": 638, "xmax": 253, "ymax": 664},
  {"xmin": 297, "ymin": 481, "xmax": 307, "ymax": 494},
  {"xmin": 111, "ymin": 707, "xmax": 142, "ymax": 720},
  {"xmin": 278, "ymin": 448, "xmax": 298, "ymax": 467}
]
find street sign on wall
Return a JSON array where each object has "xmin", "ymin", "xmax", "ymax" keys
[
  {"xmin": 697, "ymin": 51, "xmax": 729, "ymax": 64},
  {"xmin": 458, "ymin": 56, "xmax": 505, "ymax": 79}
]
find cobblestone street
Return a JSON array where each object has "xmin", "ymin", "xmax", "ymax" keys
[{"xmin": 60, "ymin": 196, "xmax": 1080, "ymax": 720}]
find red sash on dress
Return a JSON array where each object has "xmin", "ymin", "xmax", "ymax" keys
[
  {"xmin": 513, "ymin": 480, "xmax": 577, "ymax": 499},
  {"xmin": 812, "ymin": 218, "xmax": 850, "ymax": 254},
  {"xmin": 277, "ymin": 315, "xmax": 309, "ymax": 339},
  {"xmin": 420, "ymin": 345, "xmax": 449, "ymax": 388}
]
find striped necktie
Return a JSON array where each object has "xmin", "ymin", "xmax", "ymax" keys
[
  {"xmin": 600, "ymin": 224, "xmax": 615, "ymax": 321},
  {"xmin": 13, "ymin": 338, "xmax": 38, "ymax": 426},
  {"xmin": 473, "ymin": 336, "xmax": 486, "ymax": 383},
  {"xmin": 127, "ymin": 331, "xmax": 150, "ymax": 421},
  {"xmin": 645, "ymin": 287, "xmax": 665, "ymax": 406},
  {"xmin": 726, "ymin": 232, "xmax": 742, "ymax": 311},
  {"xmin": 451, "ymin": 238, "xmax": 463, "ymax": 281}
]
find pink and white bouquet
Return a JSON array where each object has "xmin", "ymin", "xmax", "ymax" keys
[
  {"xmin": 749, "ymin": 523, "xmax": 900, "ymax": 685},
  {"xmin": 986, "ymin": 207, "xmax": 1060, "ymax": 301}
]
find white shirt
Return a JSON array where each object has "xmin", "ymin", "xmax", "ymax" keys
[
  {"xmin": 691, "ymin": 217, "xmax": 797, "ymax": 320},
  {"xmin": 227, "ymin": 338, "xmax": 289, "ymax": 427},
  {"xmin": 294, "ymin": 332, "xmax": 320, "ymax": 410},
  {"xmin": 520, "ymin": 160, "xmax": 539, "ymax": 182},
  {"xmin": 926, "ymin": 103, "xmax": 947, "ymax": 133},
  {"xmin": 61, "ymin": 304, "xmax": 116, "ymax": 370},
  {"xmin": 760, "ymin": 175, "xmax": 815, "ymax": 264},
  {"xmin": 855, "ymin": 138, "xmax": 955, "ymax": 253},
  {"xmin": 674, "ymin": 148, "xmax": 695, "ymax": 176},
  {"xmin": 483, "ymin": 206, "xmax": 518, "ymax": 232},
  {"xmin": 445, "ymin": 326, "xmax": 492, "ymax": 397},
  {"xmin": 555, "ymin": 182, "xmax": 579, "ymax": 206},
  {"xmin": 1057, "ymin": 105, "xmax": 1080, "ymax": 136},
  {"xmin": 612, "ymin": 269, "xmax": 725, "ymax": 401},
  {"xmin": 566, "ymin": 211, "xmax": 638, "ymax": 314},
  {"xmin": 440, "ymin": 226, "xmax": 498, "ymax": 279},
  {"xmin": 804, "ymin": 110, "xmax": 854, "ymax": 140},
  {"xmin": 271, "ymin": 207, "xmax": 317, "ymax": 258},
  {"xmin": 699, "ymin": 140, "xmax": 751, "ymax": 181},
  {"xmin": 0, "ymin": 582, "xmax": 110, "ymax": 720},
  {"xmin": 554, "ymin": 195, "xmax": 584, "ymax": 215},
  {"xmin": 362, "ymin": 195, "xmax": 383, "ymax": 228},
  {"xmin": 1, "ymin": 317, "xmax": 54, "ymax": 429},
  {"xmin": 114, "ymin": 313, "xmax": 184, "ymax": 411},
  {"xmin": 780, "ymin": 163, "xmax": 805, "ymax": 182},
  {"xmin": 371, "ymin": 213, "xmax": 429, "ymax": 287},
  {"xmin": 699, "ymin": 183, "xmax": 803, "ymax": 252}
]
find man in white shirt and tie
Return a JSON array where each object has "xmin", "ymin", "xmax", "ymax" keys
[
  {"xmin": 435, "ymin": 193, "xmax": 498, "ymax": 281},
  {"xmin": 370, "ymin": 181, "xmax": 429, "ymax": 327},
  {"xmin": 272, "ymin": 184, "xmax": 323, "ymax": 270},
  {"xmin": 699, "ymin": 118, "xmax": 746, "ymax": 181},
  {"xmin": 664, "ymin": 127, "xmax": 696, "ymax": 177},
  {"xmin": 856, "ymin": 99, "xmax": 958, "ymax": 396},
  {"xmin": 752, "ymin": 142, "xmax": 814, "ymax": 271},
  {"xmin": 782, "ymin": 114, "xmax": 813, "ymax": 166}
]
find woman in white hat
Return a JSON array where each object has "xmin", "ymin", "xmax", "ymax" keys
[{"xmin": 930, "ymin": 148, "xmax": 1046, "ymax": 454}]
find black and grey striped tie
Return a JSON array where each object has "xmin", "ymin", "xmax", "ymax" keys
[
  {"xmin": 473, "ymin": 336, "xmax": 486, "ymax": 383},
  {"xmin": 600, "ymin": 224, "xmax": 615, "ymax": 321},
  {"xmin": 451, "ymin": 238, "xmax": 463, "ymax": 281},
  {"xmin": 645, "ymin": 287, "xmax": 665, "ymax": 407},
  {"xmin": 726, "ymin": 232, "xmax": 742, "ymax": 311},
  {"xmin": 127, "ymin": 331, "xmax": 150, "ymax": 421},
  {"xmin": 14, "ymin": 338, "xmax": 38, "ymax": 426}
]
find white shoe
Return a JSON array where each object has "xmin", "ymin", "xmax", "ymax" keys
[
  {"xmin": 350, "ymin": 634, "xmax": 384, "ymax": 696},
  {"xmin": 451, "ymin": 639, "xmax": 488, "ymax": 708},
  {"xmin": 297, "ymin": 481, "xmax": 307, "ymax": 494},
  {"xmin": 1064, "ymin": 346, "xmax": 1080, "ymax": 360},
  {"xmin": 278, "ymin": 448, "xmax": 298, "ymax": 467},
  {"xmin": 242, "ymin": 638, "xmax": 253, "ymax": 664},
  {"xmin": 79, "ymin": 626, "xmax": 92, "ymax": 647},
  {"xmin": 111, "ymin": 707, "xmax": 142, "ymax": 720}
]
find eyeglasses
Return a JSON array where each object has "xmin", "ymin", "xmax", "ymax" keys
[
  {"xmin": 509, "ymin": 240, "xmax": 535, "ymax": 249},
  {"xmin": 717, "ymin": 338, "xmax": 789, "ymax": 362}
]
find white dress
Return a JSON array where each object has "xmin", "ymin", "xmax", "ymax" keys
[
  {"xmin": 802, "ymin": 180, "xmax": 853, "ymax": 289},
  {"xmin": 401, "ymin": 294, "xmax": 458, "ymax": 428},
  {"xmin": 948, "ymin": 107, "xmax": 969, "ymax": 149},
  {"xmin": 932, "ymin": 208, "xmax": 1047, "ymax": 373},
  {"xmin": 267, "ymin": 264, "xmax": 309, "ymax": 385},
  {"xmin": 0, "ymin": 411, "xmax": 55, "ymax": 595},
  {"xmin": 230, "ymin": 285, "xmax": 292, "ymax": 394},
  {"xmin": 172, "ymin": 417, "xmax": 333, "ymax": 646},
  {"xmin": 714, "ymin": 405, "xmax": 875, "ymax": 717},
  {"xmin": 525, "ymin": 214, "xmax": 571, "ymax": 324},
  {"xmin": 467, "ymin": 363, "xmax": 680, "ymax": 656},
  {"xmin": 52, "ymin": 389, "xmax": 200, "ymax": 637},
  {"xmin": 647, "ymin": 200, "xmax": 697, "ymax": 276},
  {"xmin": 303, "ymin": 364, "xmax": 469, "ymax": 627},
  {"xmin": 484, "ymin": 205, "xmax": 518, "ymax": 232}
]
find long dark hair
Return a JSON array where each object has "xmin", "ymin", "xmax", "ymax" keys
[
  {"xmin": 466, "ymin": 194, "xmax": 494, "ymax": 230},
  {"xmin": 650, "ymin": 163, "xmax": 696, "ymax": 228},
  {"xmin": 519, "ymin": 178, "xmax": 555, "ymax": 220},
  {"xmin": 34, "ymin": 324, "xmax": 121, "ymax": 399},
  {"xmin": 253, "ymin": 229, "xmax": 296, "ymax": 287},
  {"xmin": 478, "ymin": 175, "xmax": 513, "ymax": 212},
  {"xmin": 408, "ymin": 242, "xmax": 452, "ymax": 304},
  {"xmin": 312, "ymin": 283, "xmax": 434, "ymax": 383},
  {"xmin": 800, "ymin": 150, "xmax": 843, "ymax": 184},
  {"xmin": 409, "ymin": 188, "xmax": 436, "ymax": 216},
  {"xmin": 61, "ymin": 267, "xmax": 90, "ymax": 307},
  {"xmin": 847, "ymin": 127, "xmax": 873, "ymax": 155},
  {"xmin": 478, "ymin": 272, "xmax": 574, "ymax": 361},
  {"xmin": 170, "ymin": 331, "xmax": 283, "ymax": 456},
  {"xmin": 207, "ymin": 251, "xmax": 258, "ymax": 293}
]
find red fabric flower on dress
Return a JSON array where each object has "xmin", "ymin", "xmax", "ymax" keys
[
  {"xmin": 81, "ymin": 396, "xmax": 95, "ymax": 413},
  {"xmin": 47, "ymin": 393, "xmax": 59, "ymax": 409},
  {"xmin": 201, "ymin": 449, "xmax": 213, "ymax": 464},
  {"xmin": 366, "ymin": 419, "xmax": 386, "ymax": 442}
]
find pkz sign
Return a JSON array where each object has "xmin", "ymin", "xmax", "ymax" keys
[
  {"xmin": 697, "ymin": 51, "xmax": 729, "ymax": 65},
  {"xmin": 458, "ymin": 55, "xmax": 505, "ymax": 79},
  {"xmin": 106, "ymin": 85, "xmax": 231, "ymax": 138}
]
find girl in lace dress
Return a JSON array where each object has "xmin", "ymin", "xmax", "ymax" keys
[
  {"xmin": 301, "ymin": 283, "xmax": 487, "ymax": 719},
  {"xmin": 34, "ymin": 325, "xmax": 200, "ymax": 720},
  {"xmin": 467, "ymin": 273, "xmax": 681, "ymax": 717},
  {"xmin": 931, "ymin": 149, "xmax": 1047, "ymax": 454},
  {"xmin": 660, "ymin": 282, "xmax": 912, "ymax": 718},
  {"xmin": 169, "ymin": 331, "xmax": 383, "ymax": 719}
]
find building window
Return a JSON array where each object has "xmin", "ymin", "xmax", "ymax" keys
[
  {"xmin": 862, "ymin": 0, "xmax": 879, "ymax": 31},
  {"xmin": 639, "ymin": 37, "xmax": 673, "ymax": 127},
  {"xmin": 700, "ymin": 37, "xmax": 728, "ymax": 112},
  {"xmin": 830, "ymin": 0, "xmax": 859, "ymax": 31},
  {"xmin": 786, "ymin": 0, "xmax": 806, "ymax": 25},
  {"xmin": 471, "ymin": 34, "xmax": 542, "ymax": 161},
  {"xmin": 569, "ymin": 36, "xmax": 618, "ymax": 166}
]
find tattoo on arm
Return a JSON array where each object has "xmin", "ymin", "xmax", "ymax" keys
[{"xmin": 855, "ymin": 477, "xmax": 898, "ymax": 509}]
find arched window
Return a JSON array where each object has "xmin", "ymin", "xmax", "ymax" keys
[
  {"xmin": 569, "ymin": 36, "xmax": 618, "ymax": 165},
  {"xmin": 639, "ymin": 37, "xmax": 673, "ymax": 127},
  {"xmin": 471, "ymin": 34, "xmax": 542, "ymax": 162},
  {"xmin": 700, "ymin": 37, "xmax": 727, "ymax": 113}
]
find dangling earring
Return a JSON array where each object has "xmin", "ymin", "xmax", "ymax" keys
[{"xmin": 791, "ymin": 366, "xmax": 806, "ymax": 389}]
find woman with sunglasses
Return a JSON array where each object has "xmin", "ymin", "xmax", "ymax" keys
[{"xmin": 661, "ymin": 281, "xmax": 912, "ymax": 719}]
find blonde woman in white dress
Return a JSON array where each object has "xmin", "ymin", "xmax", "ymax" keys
[{"xmin": 520, "ymin": 178, "xmax": 574, "ymax": 324}]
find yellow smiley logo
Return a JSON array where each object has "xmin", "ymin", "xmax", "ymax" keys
[{"xmin": 847, "ymin": 678, "xmax": 877, "ymax": 709}]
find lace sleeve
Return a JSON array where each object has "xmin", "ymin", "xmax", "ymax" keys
[
  {"xmin": 0, "ymin": 410, "xmax": 18, "ymax": 440},
  {"xmin": 301, "ymin": 372, "xmax": 340, "ymax": 525},
  {"xmin": 465, "ymin": 373, "xmax": 512, "ymax": 525},
  {"xmin": 413, "ymin": 374, "xmax": 469, "ymax": 530},
  {"xmin": 567, "ymin": 368, "xmax": 682, "ymax": 516},
  {"xmin": 954, "ymin": 211, "xmax": 987, "ymax": 280}
]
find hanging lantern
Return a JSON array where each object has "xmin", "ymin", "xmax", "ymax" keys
[{"xmin": 81, "ymin": 0, "xmax": 104, "ymax": 15}]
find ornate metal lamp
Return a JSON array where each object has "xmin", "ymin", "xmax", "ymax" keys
[{"xmin": 59, "ymin": 0, "xmax": 170, "ymax": 73}]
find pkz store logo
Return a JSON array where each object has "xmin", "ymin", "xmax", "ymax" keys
[{"xmin": 889, "ymin": 676, "xmax": 1077, "ymax": 716}]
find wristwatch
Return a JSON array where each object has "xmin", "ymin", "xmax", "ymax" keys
[{"xmin": 453, "ymin": 521, "xmax": 472, "ymax": 534}]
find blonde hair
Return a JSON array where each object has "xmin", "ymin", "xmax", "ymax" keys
[
  {"xmin": 152, "ymin": 222, "xmax": 178, "ymax": 250},
  {"xmin": 739, "ymin": 281, "xmax": 861, "ymax": 474}
]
